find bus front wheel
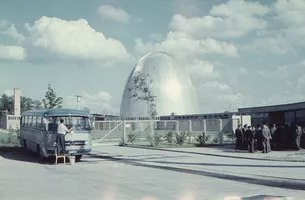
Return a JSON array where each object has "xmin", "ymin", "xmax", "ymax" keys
[{"xmin": 75, "ymin": 155, "xmax": 82, "ymax": 162}]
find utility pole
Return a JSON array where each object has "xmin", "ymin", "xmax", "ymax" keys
[{"xmin": 75, "ymin": 95, "xmax": 82, "ymax": 110}]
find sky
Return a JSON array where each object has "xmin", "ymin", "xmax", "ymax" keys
[{"xmin": 0, "ymin": 0, "xmax": 305, "ymax": 115}]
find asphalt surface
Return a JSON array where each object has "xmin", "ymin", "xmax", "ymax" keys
[{"xmin": 1, "ymin": 145, "xmax": 305, "ymax": 200}]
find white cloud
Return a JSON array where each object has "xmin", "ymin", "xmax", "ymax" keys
[
  {"xmin": 24, "ymin": 16, "xmax": 130, "ymax": 62},
  {"xmin": 1, "ymin": 24, "xmax": 25, "ymax": 44},
  {"xmin": 0, "ymin": 45, "xmax": 27, "ymax": 61},
  {"xmin": 134, "ymin": 31, "xmax": 239, "ymax": 59},
  {"xmin": 196, "ymin": 81, "xmax": 244, "ymax": 112},
  {"xmin": 64, "ymin": 91, "xmax": 115, "ymax": 113},
  {"xmin": 274, "ymin": 0, "xmax": 305, "ymax": 27},
  {"xmin": 148, "ymin": 33, "xmax": 163, "ymax": 41},
  {"xmin": 169, "ymin": 0, "xmax": 270, "ymax": 39},
  {"xmin": 267, "ymin": 0, "xmax": 305, "ymax": 47},
  {"xmin": 97, "ymin": 5, "xmax": 131, "ymax": 24},
  {"xmin": 186, "ymin": 60, "xmax": 220, "ymax": 78},
  {"xmin": 242, "ymin": 35, "xmax": 296, "ymax": 55}
]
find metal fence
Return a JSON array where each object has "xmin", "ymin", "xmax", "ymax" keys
[{"xmin": 91, "ymin": 118, "xmax": 238, "ymax": 146}]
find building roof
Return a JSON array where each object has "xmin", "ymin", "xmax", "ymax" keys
[
  {"xmin": 238, "ymin": 101, "xmax": 305, "ymax": 113},
  {"xmin": 22, "ymin": 108, "xmax": 89, "ymax": 117}
]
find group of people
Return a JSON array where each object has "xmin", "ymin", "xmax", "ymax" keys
[{"xmin": 235, "ymin": 123, "xmax": 304, "ymax": 153}]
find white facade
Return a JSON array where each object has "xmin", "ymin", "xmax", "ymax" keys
[
  {"xmin": 0, "ymin": 88, "xmax": 21, "ymax": 129},
  {"xmin": 120, "ymin": 51, "xmax": 199, "ymax": 118}
]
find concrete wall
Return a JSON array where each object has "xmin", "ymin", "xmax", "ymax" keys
[{"xmin": 6, "ymin": 115, "xmax": 21, "ymax": 129}]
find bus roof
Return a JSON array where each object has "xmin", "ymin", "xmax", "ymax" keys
[{"xmin": 22, "ymin": 108, "xmax": 89, "ymax": 117}]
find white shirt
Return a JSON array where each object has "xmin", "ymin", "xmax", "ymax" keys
[{"xmin": 57, "ymin": 123, "xmax": 70, "ymax": 134}]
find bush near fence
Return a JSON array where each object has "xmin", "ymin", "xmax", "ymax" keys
[{"xmin": 0, "ymin": 126, "xmax": 20, "ymax": 147}]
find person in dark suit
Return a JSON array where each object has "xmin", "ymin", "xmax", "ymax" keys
[
  {"xmin": 246, "ymin": 126, "xmax": 255, "ymax": 153},
  {"xmin": 270, "ymin": 124, "xmax": 277, "ymax": 150},
  {"xmin": 235, "ymin": 125, "xmax": 243, "ymax": 150},
  {"xmin": 255, "ymin": 124, "xmax": 262, "ymax": 151}
]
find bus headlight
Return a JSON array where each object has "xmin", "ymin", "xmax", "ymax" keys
[{"xmin": 85, "ymin": 141, "xmax": 90, "ymax": 145}]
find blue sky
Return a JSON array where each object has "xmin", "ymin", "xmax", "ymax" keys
[{"xmin": 0, "ymin": 0, "xmax": 305, "ymax": 114}]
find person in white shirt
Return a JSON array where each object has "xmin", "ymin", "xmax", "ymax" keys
[{"xmin": 56, "ymin": 119, "xmax": 73, "ymax": 154}]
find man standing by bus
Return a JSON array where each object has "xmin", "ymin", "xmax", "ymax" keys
[{"xmin": 57, "ymin": 119, "xmax": 73, "ymax": 155}]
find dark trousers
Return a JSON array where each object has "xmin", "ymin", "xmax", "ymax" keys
[
  {"xmin": 56, "ymin": 134, "xmax": 66, "ymax": 154},
  {"xmin": 249, "ymin": 139, "xmax": 255, "ymax": 153},
  {"xmin": 236, "ymin": 138, "xmax": 242, "ymax": 150}
]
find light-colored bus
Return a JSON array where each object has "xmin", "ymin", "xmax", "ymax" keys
[{"xmin": 20, "ymin": 108, "xmax": 92, "ymax": 161}]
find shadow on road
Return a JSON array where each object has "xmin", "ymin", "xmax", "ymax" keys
[
  {"xmin": 0, "ymin": 151, "xmax": 55, "ymax": 165},
  {"xmin": 241, "ymin": 195, "xmax": 284, "ymax": 200},
  {"xmin": 141, "ymin": 159, "xmax": 305, "ymax": 168},
  {"xmin": 90, "ymin": 153, "xmax": 305, "ymax": 191}
]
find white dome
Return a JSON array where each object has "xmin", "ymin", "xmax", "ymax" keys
[{"xmin": 120, "ymin": 51, "xmax": 199, "ymax": 118}]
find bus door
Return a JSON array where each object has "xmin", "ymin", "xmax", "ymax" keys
[{"xmin": 44, "ymin": 117, "xmax": 58, "ymax": 151}]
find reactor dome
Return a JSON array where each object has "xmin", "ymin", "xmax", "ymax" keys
[{"xmin": 120, "ymin": 51, "xmax": 199, "ymax": 118}]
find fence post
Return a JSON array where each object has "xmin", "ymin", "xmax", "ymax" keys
[
  {"xmin": 150, "ymin": 120, "xmax": 155, "ymax": 146},
  {"xmin": 188, "ymin": 120, "xmax": 192, "ymax": 143},
  {"xmin": 203, "ymin": 120, "xmax": 207, "ymax": 133},
  {"xmin": 164, "ymin": 121, "xmax": 167, "ymax": 128},
  {"xmin": 122, "ymin": 120, "xmax": 126, "ymax": 144},
  {"xmin": 176, "ymin": 120, "xmax": 179, "ymax": 135},
  {"xmin": 218, "ymin": 119, "xmax": 223, "ymax": 144}
]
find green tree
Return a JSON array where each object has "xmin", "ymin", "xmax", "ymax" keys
[
  {"xmin": 0, "ymin": 94, "xmax": 13, "ymax": 113},
  {"xmin": 20, "ymin": 96, "xmax": 33, "ymax": 113},
  {"xmin": 33, "ymin": 100, "xmax": 42, "ymax": 109},
  {"xmin": 42, "ymin": 83, "xmax": 63, "ymax": 109},
  {"xmin": 129, "ymin": 72, "xmax": 157, "ymax": 119}
]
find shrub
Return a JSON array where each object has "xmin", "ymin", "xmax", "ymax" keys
[
  {"xmin": 175, "ymin": 132, "xmax": 187, "ymax": 146},
  {"xmin": 146, "ymin": 133, "xmax": 163, "ymax": 146},
  {"xmin": 127, "ymin": 133, "xmax": 138, "ymax": 144},
  {"xmin": 0, "ymin": 126, "xmax": 20, "ymax": 146},
  {"xmin": 163, "ymin": 131, "xmax": 174, "ymax": 144},
  {"xmin": 196, "ymin": 132, "xmax": 210, "ymax": 145},
  {"xmin": 186, "ymin": 131, "xmax": 193, "ymax": 143}
]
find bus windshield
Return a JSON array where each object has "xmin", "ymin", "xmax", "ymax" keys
[{"xmin": 47, "ymin": 116, "xmax": 91, "ymax": 131}]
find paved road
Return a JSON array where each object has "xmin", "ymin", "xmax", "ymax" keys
[{"xmin": 1, "ymin": 146, "xmax": 305, "ymax": 200}]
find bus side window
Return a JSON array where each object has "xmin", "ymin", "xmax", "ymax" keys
[
  {"xmin": 32, "ymin": 116, "xmax": 37, "ymax": 127},
  {"xmin": 25, "ymin": 116, "xmax": 28, "ymax": 127},
  {"xmin": 37, "ymin": 117, "xmax": 42, "ymax": 128},
  {"xmin": 28, "ymin": 116, "xmax": 33, "ymax": 127}
]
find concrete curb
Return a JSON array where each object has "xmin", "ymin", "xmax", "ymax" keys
[{"xmin": 123, "ymin": 145, "xmax": 305, "ymax": 163}]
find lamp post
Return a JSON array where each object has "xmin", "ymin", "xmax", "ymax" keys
[{"xmin": 75, "ymin": 95, "xmax": 82, "ymax": 110}]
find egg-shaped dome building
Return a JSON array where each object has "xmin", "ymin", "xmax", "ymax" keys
[{"xmin": 120, "ymin": 51, "xmax": 199, "ymax": 118}]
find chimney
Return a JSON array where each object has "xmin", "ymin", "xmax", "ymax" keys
[{"xmin": 14, "ymin": 88, "xmax": 21, "ymax": 116}]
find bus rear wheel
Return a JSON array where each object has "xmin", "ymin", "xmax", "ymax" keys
[{"xmin": 75, "ymin": 155, "xmax": 82, "ymax": 162}]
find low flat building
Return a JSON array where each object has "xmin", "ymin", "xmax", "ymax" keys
[{"xmin": 238, "ymin": 101, "xmax": 305, "ymax": 126}]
